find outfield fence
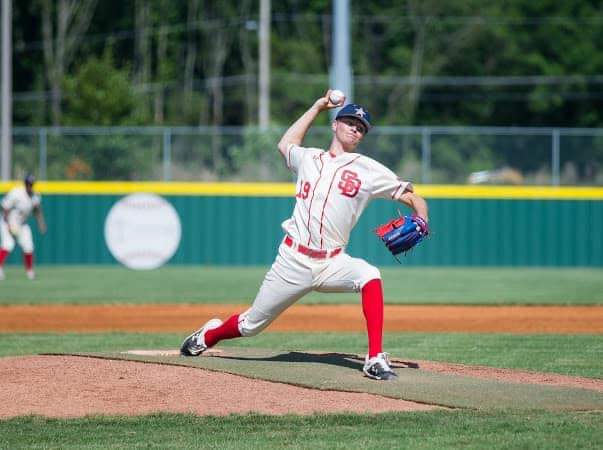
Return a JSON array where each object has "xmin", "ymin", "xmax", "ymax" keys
[
  {"xmin": 9, "ymin": 125, "xmax": 603, "ymax": 185},
  {"xmin": 0, "ymin": 186, "xmax": 601, "ymax": 267}
]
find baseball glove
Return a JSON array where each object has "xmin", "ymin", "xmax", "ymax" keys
[{"xmin": 375, "ymin": 214, "xmax": 429, "ymax": 258}]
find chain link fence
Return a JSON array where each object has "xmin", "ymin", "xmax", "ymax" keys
[{"xmin": 10, "ymin": 125, "xmax": 603, "ymax": 185}]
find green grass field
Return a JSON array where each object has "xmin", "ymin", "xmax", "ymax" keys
[
  {"xmin": 1, "ymin": 332, "xmax": 601, "ymax": 378},
  {"xmin": 1, "ymin": 265, "xmax": 602, "ymax": 304},
  {"xmin": 1, "ymin": 266, "xmax": 601, "ymax": 449},
  {"xmin": 0, "ymin": 331, "xmax": 601, "ymax": 448},
  {"xmin": 1, "ymin": 411, "xmax": 601, "ymax": 450}
]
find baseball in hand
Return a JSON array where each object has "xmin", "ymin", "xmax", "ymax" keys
[{"xmin": 329, "ymin": 89, "xmax": 345, "ymax": 106}]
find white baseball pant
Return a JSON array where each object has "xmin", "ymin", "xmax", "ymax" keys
[
  {"xmin": 0, "ymin": 221, "xmax": 34, "ymax": 253},
  {"xmin": 238, "ymin": 237, "xmax": 380, "ymax": 336}
]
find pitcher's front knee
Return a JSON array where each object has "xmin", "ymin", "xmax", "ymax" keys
[
  {"xmin": 238, "ymin": 309, "xmax": 273, "ymax": 337},
  {"xmin": 360, "ymin": 265, "xmax": 381, "ymax": 289}
]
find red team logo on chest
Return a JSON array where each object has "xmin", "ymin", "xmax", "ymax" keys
[{"xmin": 338, "ymin": 170, "xmax": 361, "ymax": 198}]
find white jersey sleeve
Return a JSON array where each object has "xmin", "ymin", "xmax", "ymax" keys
[
  {"xmin": 368, "ymin": 159, "xmax": 413, "ymax": 200},
  {"xmin": 285, "ymin": 143, "xmax": 324, "ymax": 174}
]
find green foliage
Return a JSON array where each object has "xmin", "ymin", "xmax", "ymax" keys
[
  {"xmin": 11, "ymin": 138, "xmax": 40, "ymax": 180},
  {"xmin": 10, "ymin": 0, "xmax": 603, "ymax": 182},
  {"xmin": 43, "ymin": 133, "xmax": 160, "ymax": 181},
  {"xmin": 55, "ymin": 51, "xmax": 157, "ymax": 179},
  {"xmin": 11, "ymin": 0, "xmax": 603, "ymax": 129},
  {"xmin": 430, "ymin": 135, "xmax": 501, "ymax": 183},
  {"xmin": 62, "ymin": 51, "xmax": 143, "ymax": 126},
  {"xmin": 227, "ymin": 127, "xmax": 291, "ymax": 180}
]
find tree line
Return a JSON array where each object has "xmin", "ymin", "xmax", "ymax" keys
[
  {"xmin": 8, "ymin": 1, "xmax": 603, "ymax": 183},
  {"xmin": 12, "ymin": 0, "xmax": 603, "ymax": 128}
]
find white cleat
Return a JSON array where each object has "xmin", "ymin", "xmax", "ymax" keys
[
  {"xmin": 0, "ymin": 267, "xmax": 4, "ymax": 280},
  {"xmin": 180, "ymin": 318, "xmax": 223, "ymax": 356},
  {"xmin": 363, "ymin": 352, "xmax": 398, "ymax": 381},
  {"xmin": 26, "ymin": 270, "xmax": 35, "ymax": 280}
]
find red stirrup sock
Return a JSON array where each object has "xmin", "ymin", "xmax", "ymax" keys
[
  {"xmin": 24, "ymin": 253, "xmax": 33, "ymax": 271},
  {"xmin": 204, "ymin": 314, "xmax": 242, "ymax": 348},
  {"xmin": 362, "ymin": 279, "xmax": 384, "ymax": 358},
  {"xmin": 0, "ymin": 249, "xmax": 9, "ymax": 266}
]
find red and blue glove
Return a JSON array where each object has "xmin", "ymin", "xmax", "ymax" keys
[{"xmin": 375, "ymin": 214, "xmax": 429, "ymax": 256}]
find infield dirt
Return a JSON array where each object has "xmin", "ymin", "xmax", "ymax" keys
[
  {"xmin": 1, "ymin": 304, "xmax": 602, "ymax": 333},
  {"xmin": 1, "ymin": 304, "xmax": 601, "ymax": 418}
]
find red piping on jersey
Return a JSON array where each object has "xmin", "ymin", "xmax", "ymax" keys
[
  {"xmin": 305, "ymin": 152, "xmax": 325, "ymax": 244},
  {"xmin": 286, "ymin": 144, "xmax": 293, "ymax": 169},
  {"xmin": 318, "ymin": 155, "xmax": 361, "ymax": 248},
  {"xmin": 279, "ymin": 143, "xmax": 292, "ymax": 169}
]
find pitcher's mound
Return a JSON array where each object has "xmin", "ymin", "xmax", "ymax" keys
[
  {"xmin": 123, "ymin": 349, "xmax": 223, "ymax": 357},
  {"xmin": 0, "ymin": 355, "xmax": 435, "ymax": 419}
]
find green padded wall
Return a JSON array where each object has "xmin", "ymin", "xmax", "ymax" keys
[{"xmin": 6, "ymin": 195, "xmax": 602, "ymax": 266}]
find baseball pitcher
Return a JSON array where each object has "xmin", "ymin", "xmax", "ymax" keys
[
  {"xmin": 181, "ymin": 91, "xmax": 429, "ymax": 380},
  {"xmin": 0, "ymin": 174, "xmax": 47, "ymax": 280}
]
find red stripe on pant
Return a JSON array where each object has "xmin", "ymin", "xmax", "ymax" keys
[{"xmin": 362, "ymin": 279, "xmax": 384, "ymax": 358}]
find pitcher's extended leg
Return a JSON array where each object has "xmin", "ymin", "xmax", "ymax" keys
[
  {"xmin": 362, "ymin": 279, "xmax": 384, "ymax": 358},
  {"xmin": 181, "ymin": 243, "xmax": 312, "ymax": 355}
]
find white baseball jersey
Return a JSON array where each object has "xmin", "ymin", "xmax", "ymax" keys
[
  {"xmin": 236, "ymin": 144, "xmax": 413, "ymax": 338},
  {"xmin": 282, "ymin": 144, "xmax": 413, "ymax": 249},
  {"xmin": 2, "ymin": 186, "xmax": 41, "ymax": 227},
  {"xmin": 1, "ymin": 186, "xmax": 40, "ymax": 253}
]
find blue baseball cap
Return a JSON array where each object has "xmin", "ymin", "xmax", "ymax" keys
[
  {"xmin": 335, "ymin": 103, "xmax": 372, "ymax": 132},
  {"xmin": 24, "ymin": 174, "xmax": 35, "ymax": 185}
]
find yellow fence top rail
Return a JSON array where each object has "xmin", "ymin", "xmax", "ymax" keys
[{"xmin": 0, "ymin": 181, "xmax": 602, "ymax": 199}]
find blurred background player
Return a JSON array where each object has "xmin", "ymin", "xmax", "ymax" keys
[{"xmin": 0, "ymin": 175, "xmax": 47, "ymax": 280}]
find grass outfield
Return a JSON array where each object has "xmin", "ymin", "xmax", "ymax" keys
[
  {"xmin": 1, "ymin": 411, "xmax": 601, "ymax": 450},
  {"xmin": 1, "ymin": 332, "xmax": 601, "ymax": 378},
  {"xmin": 2, "ymin": 266, "xmax": 601, "ymax": 448},
  {"xmin": 1, "ymin": 333, "xmax": 601, "ymax": 448},
  {"xmin": 1, "ymin": 266, "xmax": 602, "ymax": 304}
]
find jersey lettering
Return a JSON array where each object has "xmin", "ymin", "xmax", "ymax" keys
[
  {"xmin": 338, "ymin": 170, "xmax": 361, "ymax": 198},
  {"xmin": 296, "ymin": 180, "xmax": 311, "ymax": 199}
]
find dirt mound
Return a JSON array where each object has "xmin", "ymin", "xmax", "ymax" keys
[
  {"xmin": 0, "ymin": 355, "xmax": 436, "ymax": 419},
  {"xmin": 2, "ymin": 354, "xmax": 601, "ymax": 419}
]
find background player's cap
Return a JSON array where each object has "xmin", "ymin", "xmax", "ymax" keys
[
  {"xmin": 335, "ymin": 103, "xmax": 372, "ymax": 132},
  {"xmin": 24, "ymin": 174, "xmax": 35, "ymax": 185}
]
